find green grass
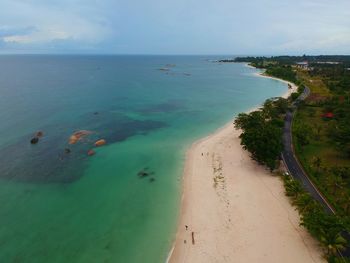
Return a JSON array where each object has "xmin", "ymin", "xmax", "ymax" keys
[
  {"xmin": 293, "ymin": 106, "xmax": 350, "ymax": 167},
  {"xmin": 297, "ymin": 70, "xmax": 331, "ymax": 96},
  {"xmin": 292, "ymin": 104, "xmax": 350, "ymax": 221},
  {"xmin": 292, "ymin": 70, "xmax": 350, "ymax": 221}
]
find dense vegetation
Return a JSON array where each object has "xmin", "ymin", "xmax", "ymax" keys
[
  {"xmin": 265, "ymin": 66, "xmax": 297, "ymax": 83},
  {"xmin": 234, "ymin": 97, "xmax": 288, "ymax": 170},
  {"xmin": 282, "ymin": 175, "xmax": 348, "ymax": 262},
  {"xmin": 231, "ymin": 55, "xmax": 350, "ymax": 261},
  {"xmin": 232, "ymin": 55, "xmax": 350, "ymax": 66}
]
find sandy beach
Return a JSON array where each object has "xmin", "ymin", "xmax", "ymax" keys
[{"xmin": 168, "ymin": 75, "xmax": 325, "ymax": 263}]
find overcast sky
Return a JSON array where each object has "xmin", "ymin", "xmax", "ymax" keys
[{"xmin": 0, "ymin": 0, "xmax": 350, "ymax": 55}]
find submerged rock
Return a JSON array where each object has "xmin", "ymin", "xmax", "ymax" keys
[
  {"xmin": 138, "ymin": 171, "xmax": 149, "ymax": 177},
  {"xmin": 149, "ymin": 177, "xmax": 156, "ymax": 182},
  {"xmin": 138, "ymin": 167, "xmax": 155, "ymax": 178},
  {"xmin": 64, "ymin": 148, "xmax": 71, "ymax": 154},
  {"xmin": 30, "ymin": 137, "xmax": 39, "ymax": 144},
  {"xmin": 87, "ymin": 149, "xmax": 95, "ymax": 156}
]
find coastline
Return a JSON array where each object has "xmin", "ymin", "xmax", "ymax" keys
[{"xmin": 168, "ymin": 72, "xmax": 325, "ymax": 262}]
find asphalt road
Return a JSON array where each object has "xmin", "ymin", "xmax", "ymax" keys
[{"xmin": 281, "ymin": 86, "xmax": 350, "ymax": 258}]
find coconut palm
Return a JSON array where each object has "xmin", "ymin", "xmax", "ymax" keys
[
  {"xmin": 284, "ymin": 178, "xmax": 304, "ymax": 199},
  {"xmin": 326, "ymin": 174, "xmax": 346, "ymax": 195},
  {"xmin": 311, "ymin": 156, "xmax": 322, "ymax": 174},
  {"xmin": 314, "ymin": 124, "xmax": 322, "ymax": 140},
  {"xmin": 292, "ymin": 193, "xmax": 320, "ymax": 215},
  {"xmin": 320, "ymin": 231, "xmax": 347, "ymax": 257}
]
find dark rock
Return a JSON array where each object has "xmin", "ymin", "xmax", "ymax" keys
[
  {"xmin": 138, "ymin": 171, "xmax": 149, "ymax": 177},
  {"xmin": 30, "ymin": 137, "xmax": 39, "ymax": 144}
]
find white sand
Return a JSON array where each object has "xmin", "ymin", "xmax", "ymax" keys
[{"xmin": 168, "ymin": 76, "xmax": 325, "ymax": 263}]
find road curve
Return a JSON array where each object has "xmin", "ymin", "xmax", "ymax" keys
[{"xmin": 281, "ymin": 86, "xmax": 350, "ymax": 258}]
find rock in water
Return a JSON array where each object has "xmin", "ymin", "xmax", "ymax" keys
[
  {"xmin": 68, "ymin": 130, "xmax": 92, "ymax": 144},
  {"xmin": 94, "ymin": 139, "xmax": 106, "ymax": 147},
  {"xmin": 87, "ymin": 149, "xmax": 95, "ymax": 156},
  {"xmin": 30, "ymin": 137, "xmax": 39, "ymax": 144},
  {"xmin": 36, "ymin": 131, "xmax": 44, "ymax": 137}
]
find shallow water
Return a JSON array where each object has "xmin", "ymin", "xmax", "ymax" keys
[{"xmin": 0, "ymin": 55, "xmax": 287, "ymax": 262}]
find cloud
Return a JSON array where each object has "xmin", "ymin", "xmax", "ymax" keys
[
  {"xmin": 2, "ymin": 28, "xmax": 69, "ymax": 44},
  {"xmin": 0, "ymin": 25, "xmax": 36, "ymax": 38},
  {"xmin": 0, "ymin": 0, "xmax": 349, "ymax": 54},
  {"xmin": 0, "ymin": 0, "xmax": 113, "ymax": 51}
]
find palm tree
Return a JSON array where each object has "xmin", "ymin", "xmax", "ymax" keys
[
  {"xmin": 338, "ymin": 191, "xmax": 350, "ymax": 215},
  {"xmin": 292, "ymin": 193, "xmax": 319, "ymax": 215},
  {"xmin": 311, "ymin": 156, "xmax": 322, "ymax": 174},
  {"xmin": 325, "ymin": 174, "xmax": 346, "ymax": 195},
  {"xmin": 284, "ymin": 178, "xmax": 304, "ymax": 199},
  {"xmin": 313, "ymin": 124, "xmax": 322, "ymax": 140},
  {"xmin": 320, "ymin": 231, "xmax": 347, "ymax": 257}
]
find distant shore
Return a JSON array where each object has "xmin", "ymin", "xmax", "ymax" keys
[{"xmin": 168, "ymin": 69, "xmax": 325, "ymax": 263}]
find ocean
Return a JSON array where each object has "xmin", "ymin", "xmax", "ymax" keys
[{"xmin": 0, "ymin": 55, "xmax": 287, "ymax": 262}]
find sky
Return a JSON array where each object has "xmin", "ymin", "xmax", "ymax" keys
[{"xmin": 0, "ymin": 0, "xmax": 350, "ymax": 55}]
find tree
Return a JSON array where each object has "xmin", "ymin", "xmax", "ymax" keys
[
  {"xmin": 292, "ymin": 193, "xmax": 321, "ymax": 215},
  {"xmin": 284, "ymin": 177, "xmax": 304, "ymax": 199},
  {"xmin": 311, "ymin": 156, "xmax": 322, "ymax": 174},
  {"xmin": 262, "ymin": 97, "xmax": 289, "ymax": 119},
  {"xmin": 326, "ymin": 174, "xmax": 346, "ymax": 195},
  {"xmin": 290, "ymin": 92, "xmax": 299, "ymax": 101},
  {"xmin": 301, "ymin": 207, "xmax": 347, "ymax": 257},
  {"xmin": 234, "ymin": 108, "xmax": 283, "ymax": 170},
  {"xmin": 320, "ymin": 231, "xmax": 347, "ymax": 257},
  {"xmin": 313, "ymin": 124, "xmax": 322, "ymax": 139},
  {"xmin": 294, "ymin": 123, "xmax": 311, "ymax": 147}
]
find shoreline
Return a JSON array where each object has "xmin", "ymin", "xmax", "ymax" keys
[{"xmin": 167, "ymin": 71, "xmax": 325, "ymax": 262}]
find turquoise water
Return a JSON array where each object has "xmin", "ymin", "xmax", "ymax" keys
[{"xmin": 0, "ymin": 55, "xmax": 287, "ymax": 262}]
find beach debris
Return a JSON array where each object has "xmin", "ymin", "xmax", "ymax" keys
[
  {"xmin": 64, "ymin": 148, "xmax": 71, "ymax": 154},
  {"xmin": 191, "ymin": 232, "xmax": 195, "ymax": 245},
  {"xmin": 30, "ymin": 137, "xmax": 39, "ymax": 144},
  {"xmin": 94, "ymin": 139, "xmax": 106, "ymax": 147},
  {"xmin": 87, "ymin": 149, "xmax": 95, "ymax": 156},
  {"xmin": 149, "ymin": 177, "xmax": 156, "ymax": 182},
  {"xmin": 69, "ymin": 130, "xmax": 92, "ymax": 144},
  {"xmin": 36, "ymin": 131, "xmax": 44, "ymax": 137}
]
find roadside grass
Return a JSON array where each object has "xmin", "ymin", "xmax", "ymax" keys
[
  {"xmin": 297, "ymin": 70, "xmax": 331, "ymax": 96},
  {"xmin": 292, "ymin": 103, "xmax": 350, "ymax": 221},
  {"xmin": 294, "ymin": 106, "xmax": 350, "ymax": 168}
]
